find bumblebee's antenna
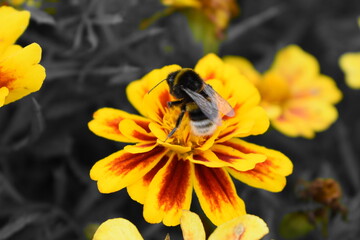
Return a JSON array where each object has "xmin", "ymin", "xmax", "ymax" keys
[{"xmin": 148, "ymin": 79, "xmax": 167, "ymax": 94}]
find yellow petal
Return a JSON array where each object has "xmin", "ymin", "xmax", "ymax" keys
[
  {"xmin": 90, "ymin": 146, "xmax": 167, "ymax": 193},
  {"xmin": 180, "ymin": 210, "xmax": 206, "ymax": 240},
  {"xmin": 211, "ymin": 141, "xmax": 266, "ymax": 171},
  {"xmin": 144, "ymin": 154, "xmax": 194, "ymax": 226},
  {"xmin": 162, "ymin": 0, "xmax": 201, "ymax": 8},
  {"xmin": 193, "ymin": 165, "xmax": 246, "ymax": 226},
  {"xmin": 270, "ymin": 45, "xmax": 320, "ymax": 83},
  {"xmin": 119, "ymin": 119, "xmax": 156, "ymax": 142},
  {"xmin": 126, "ymin": 65, "xmax": 181, "ymax": 117},
  {"xmin": 272, "ymin": 99, "xmax": 338, "ymax": 138},
  {"xmin": 223, "ymin": 56, "xmax": 261, "ymax": 85},
  {"xmin": 127, "ymin": 155, "xmax": 168, "ymax": 204},
  {"xmin": 0, "ymin": 43, "xmax": 45, "ymax": 106},
  {"xmin": 88, "ymin": 108, "xmax": 151, "ymax": 143},
  {"xmin": 228, "ymin": 139, "xmax": 293, "ymax": 192},
  {"xmin": 0, "ymin": 87, "xmax": 9, "ymax": 107},
  {"xmin": 189, "ymin": 149, "xmax": 233, "ymax": 168},
  {"xmin": 0, "ymin": 6, "xmax": 30, "ymax": 52},
  {"xmin": 339, "ymin": 52, "xmax": 360, "ymax": 89},
  {"xmin": 93, "ymin": 218, "xmax": 144, "ymax": 240},
  {"xmin": 208, "ymin": 214, "xmax": 269, "ymax": 240},
  {"xmin": 292, "ymin": 74, "xmax": 342, "ymax": 104}
]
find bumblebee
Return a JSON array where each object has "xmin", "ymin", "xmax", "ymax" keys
[{"xmin": 150, "ymin": 68, "xmax": 235, "ymax": 139}]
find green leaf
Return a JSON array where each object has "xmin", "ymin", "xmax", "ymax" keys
[{"xmin": 279, "ymin": 212, "xmax": 316, "ymax": 239}]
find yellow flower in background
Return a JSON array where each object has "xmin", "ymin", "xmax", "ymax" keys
[
  {"xmin": 339, "ymin": 52, "xmax": 360, "ymax": 89},
  {"xmin": 224, "ymin": 45, "xmax": 342, "ymax": 139},
  {"xmin": 92, "ymin": 211, "xmax": 269, "ymax": 240},
  {"xmin": 3, "ymin": 0, "xmax": 43, "ymax": 8},
  {"xmin": 142, "ymin": 0, "xmax": 239, "ymax": 53},
  {"xmin": 0, "ymin": 6, "xmax": 45, "ymax": 107},
  {"xmin": 89, "ymin": 53, "xmax": 293, "ymax": 226},
  {"xmin": 162, "ymin": 0, "xmax": 239, "ymax": 38}
]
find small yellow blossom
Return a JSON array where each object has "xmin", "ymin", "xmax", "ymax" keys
[
  {"xmin": 224, "ymin": 45, "xmax": 342, "ymax": 138},
  {"xmin": 89, "ymin": 53, "xmax": 293, "ymax": 226},
  {"xmin": 92, "ymin": 211, "xmax": 269, "ymax": 240},
  {"xmin": 0, "ymin": 6, "xmax": 45, "ymax": 107},
  {"xmin": 339, "ymin": 52, "xmax": 360, "ymax": 89}
]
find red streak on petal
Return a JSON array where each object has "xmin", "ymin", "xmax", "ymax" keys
[
  {"xmin": 132, "ymin": 130, "xmax": 156, "ymax": 141},
  {"xmin": 222, "ymin": 141, "xmax": 256, "ymax": 154},
  {"xmin": 204, "ymin": 72, "xmax": 215, "ymax": 81},
  {"xmin": 157, "ymin": 155, "xmax": 192, "ymax": 211},
  {"xmin": 0, "ymin": 67, "xmax": 15, "ymax": 89},
  {"xmin": 134, "ymin": 119, "xmax": 151, "ymax": 132},
  {"xmin": 108, "ymin": 146, "xmax": 165, "ymax": 175},
  {"xmin": 213, "ymin": 151, "xmax": 239, "ymax": 163},
  {"xmin": 106, "ymin": 118, "xmax": 123, "ymax": 134},
  {"xmin": 195, "ymin": 165, "xmax": 237, "ymax": 211},
  {"xmin": 240, "ymin": 160, "xmax": 273, "ymax": 182},
  {"xmin": 289, "ymin": 107, "xmax": 308, "ymax": 118},
  {"xmin": 218, "ymin": 128, "xmax": 236, "ymax": 139},
  {"xmin": 192, "ymin": 154, "xmax": 211, "ymax": 162},
  {"xmin": 157, "ymin": 90, "xmax": 171, "ymax": 119},
  {"xmin": 137, "ymin": 142, "xmax": 158, "ymax": 149},
  {"xmin": 143, "ymin": 155, "xmax": 169, "ymax": 185}
]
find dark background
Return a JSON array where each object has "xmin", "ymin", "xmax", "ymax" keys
[{"xmin": 0, "ymin": 0, "xmax": 360, "ymax": 239}]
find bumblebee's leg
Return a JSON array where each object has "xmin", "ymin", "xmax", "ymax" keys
[
  {"xmin": 165, "ymin": 105, "xmax": 186, "ymax": 141},
  {"xmin": 167, "ymin": 100, "xmax": 183, "ymax": 108}
]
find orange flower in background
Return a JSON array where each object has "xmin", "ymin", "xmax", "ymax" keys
[
  {"xmin": 224, "ymin": 45, "xmax": 342, "ymax": 138},
  {"xmin": 142, "ymin": 0, "xmax": 239, "ymax": 53},
  {"xmin": 339, "ymin": 52, "xmax": 360, "ymax": 89},
  {"xmin": 92, "ymin": 211, "xmax": 269, "ymax": 240},
  {"xmin": 0, "ymin": 6, "xmax": 46, "ymax": 107},
  {"xmin": 89, "ymin": 53, "xmax": 293, "ymax": 226},
  {"xmin": 162, "ymin": 0, "xmax": 239, "ymax": 38}
]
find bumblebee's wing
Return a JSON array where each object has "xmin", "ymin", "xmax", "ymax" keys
[
  {"xmin": 181, "ymin": 87, "xmax": 221, "ymax": 125},
  {"xmin": 203, "ymin": 84, "xmax": 235, "ymax": 117}
]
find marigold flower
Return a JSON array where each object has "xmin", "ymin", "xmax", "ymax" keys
[
  {"xmin": 339, "ymin": 52, "xmax": 360, "ymax": 89},
  {"xmin": 89, "ymin": 53, "xmax": 293, "ymax": 226},
  {"xmin": 0, "ymin": 6, "xmax": 46, "ymax": 107},
  {"xmin": 162, "ymin": 0, "xmax": 239, "ymax": 38},
  {"xmin": 224, "ymin": 45, "xmax": 342, "ymax": 138},
  {"xmin": 92, "ymin": 211, "xmax": 269, "ymax": 240}
]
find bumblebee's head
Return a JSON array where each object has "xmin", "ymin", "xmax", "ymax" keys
[{"xmin": 167, "ymin": 69, "xmax": 203, "ymax": 99}]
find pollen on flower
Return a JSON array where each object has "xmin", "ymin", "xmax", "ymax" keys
[{"xmin": 161, "ymin": 106, "xmax": 191, "ymax": 144}]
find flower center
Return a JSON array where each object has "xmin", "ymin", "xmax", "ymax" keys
[
  {"xmin": 162, "ymin": 105, "xmax": 210, "ymax": 149},
  {"xmin": 258, "ymin": 72, "xmax": 291, "ymax": 104},
  {"xmin": 257, "ymin": 72, "xmax": 291, "ymax": 119}
]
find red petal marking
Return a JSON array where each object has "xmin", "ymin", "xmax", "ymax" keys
[
  {"xmin": 157, "ymin": 90, "xmax": 171, "ymax": 119},
  {"xmin": 236, "ymin": 158, "xmax": 274, "ymax": 182},
  {"xmin": 212, "ymin": 150, "xmax": 239, "ymax": 164},
  {"xmin": 106, "ymin": 117, "xmax": 123, "ymax": 135},
  {"xmin": 288, "ymin": 107, "xmax": 308, "ymax": 118},
  {"xmin": 218, "ymin": 128, "xmax": 236, "ymax": 140},
  {"xmin": 108, "ymin": 146, "xmax": 166, "ymax": 175},
  {"xmin": 205, "ymin": 73, "xmax": 215, "ymax": 81},
  {"xmin": 131, "ymin": 130, "xmax": 156, "ymax": 141},
  {"xmin": 221, "ymin": 141, "xmax": 256, "ymax": 154},
  {"xmin": 0, "ymin": 67, "xmax": 15, "ymax": 89},
  {"xmin": 192, "ymin": 154, "xmax": 211, "ymax": 163},
  {"xmin": 195, "ymin": 165, "xmax": 237, "ymax": 211},
  {"xmin": 157, "ymin": 155, "xmax": 192, "ymax": 211},
  {"xmin": 105, "ymin": 117, "xmax": 150, "ymax": 136},
  {"xmin": 143, "ymin": 155, "xmax": 169, "ymax": 185},
  {"xmin": 135, "ymin": 119, "xmax": 151, "ymax": 132},
  {"xmin": 137, "ymin": 142, "xmax": 158, "ymax": 149}
]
